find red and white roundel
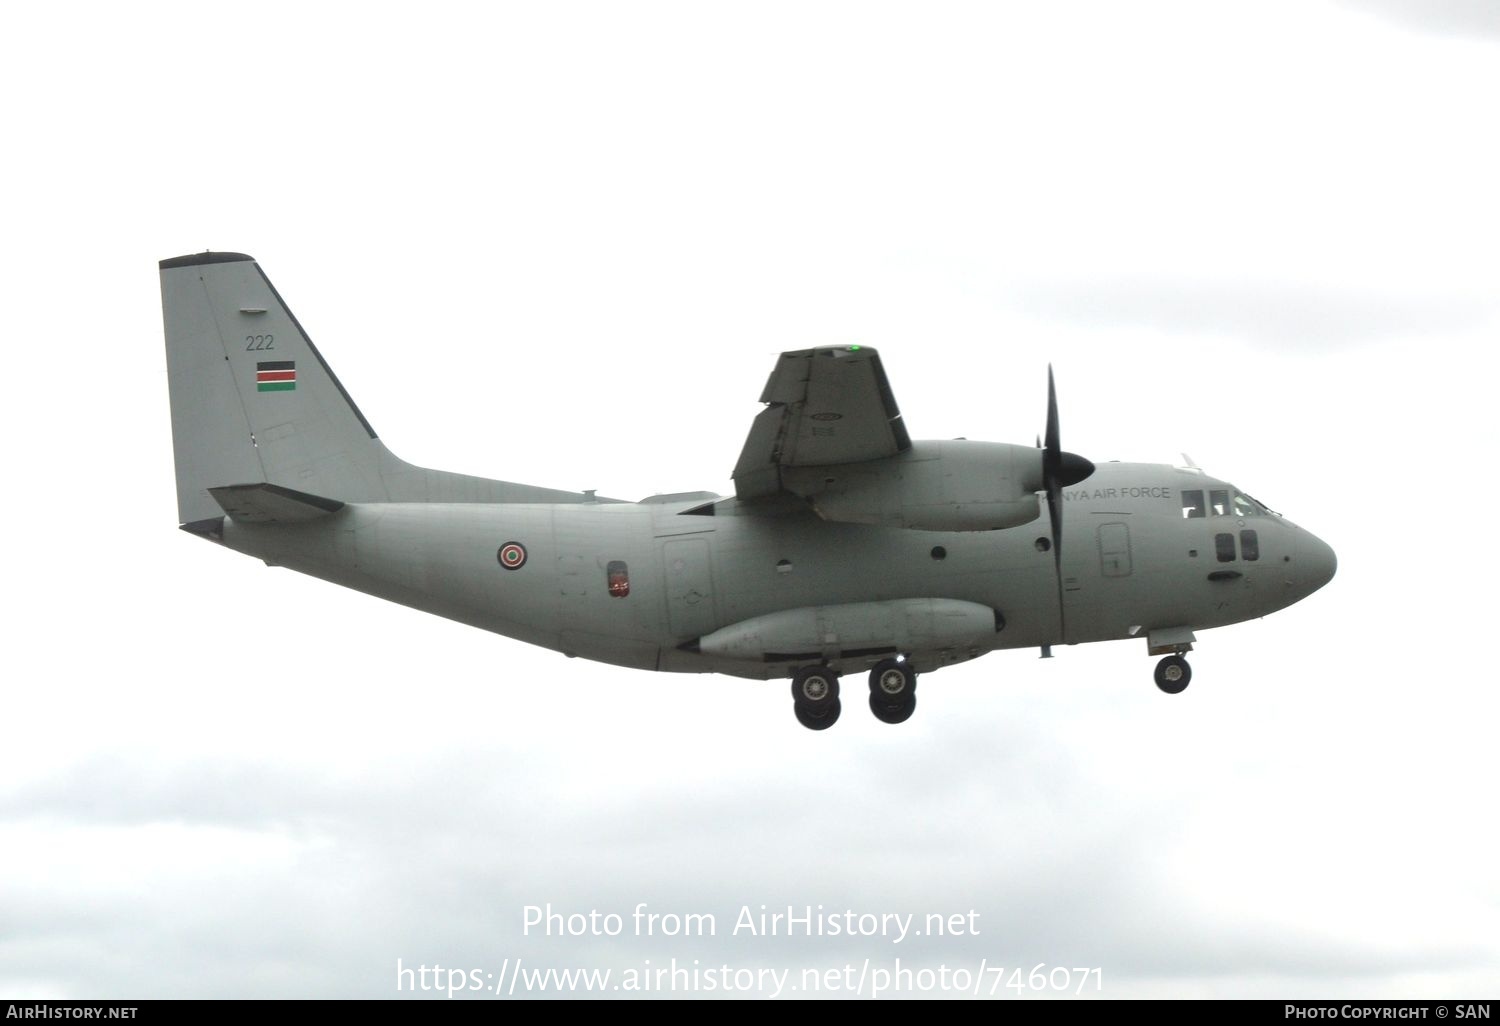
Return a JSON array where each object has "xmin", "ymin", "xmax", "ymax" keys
[{"xmin": 497, "ymin": 542, "xmax": 527, "ymax": 570}]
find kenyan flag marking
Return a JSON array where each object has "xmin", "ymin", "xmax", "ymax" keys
[{"xmin": 257, "ymin": 360, "xmax": 296, "ymax": 392}]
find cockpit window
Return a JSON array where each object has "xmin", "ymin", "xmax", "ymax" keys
[
  {"xmin": 1243, "ymin": 492, "xmax": 1279, "ymax": 516},
  {"xmin": 1210, "ymin": 489, "xmax": 1230, "ymax": 516},
  {"xmin": 1232, "ymin": 493, "xmax": 1264, "ymax": 518},
  {"xmin": 1181, "ymin": 490, "xmax": 1205, "ymax": 519}
]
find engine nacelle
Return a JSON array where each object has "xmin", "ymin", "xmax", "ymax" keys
[
  {"xmin": 781, "ymin": 440, "xmax": 1044, "ymax": 531},
  {"xmin": 694, "ymin": 598, "xmax": 1004, "ymax": 663}
]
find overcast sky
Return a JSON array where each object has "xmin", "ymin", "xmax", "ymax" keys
[{"xmin": 1, "ymin": 0, "xmax": 1496, "ymax": 999}]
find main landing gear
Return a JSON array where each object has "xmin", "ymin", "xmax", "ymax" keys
[
  {"xmin": 789, "ymin": 659, "xmax": 920, "ymax": 730},
  {"xmin": 1154, "ymin": 654, "xmax": 1192, "ymax": 694},
  {"xmin": 791, "ymin": 666, "xmax": 841, "ymax": 730},
  {"xmin": 868, "ymin": 658, "xmax": 917, "ymax": 725}
]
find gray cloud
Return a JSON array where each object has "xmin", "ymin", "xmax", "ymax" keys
[
  {"xmin": 1337, "ymin": 0, "xmax": 1500, "ymax": 40},
  {"xmin": 5, "ymin": 0, "xmax": 1500, "ymax": 1002},
  {"xmin": 1010, "ymin": 278, "xmax": 1493, "ymax": 350},
  {"xmin": 2, "ymin": 723, "xmax": 1486, "ymax": 998}
]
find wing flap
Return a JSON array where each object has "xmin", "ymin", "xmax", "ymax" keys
[{"xmin": 731, "ymin": 406, "xmax": 788, "ymax": 500}]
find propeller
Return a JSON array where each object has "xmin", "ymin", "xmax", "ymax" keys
[{"xmin": 1040, "ymin": 365, "xmax": 1095, "ymax": 632}]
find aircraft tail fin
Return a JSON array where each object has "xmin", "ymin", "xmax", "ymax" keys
[
  {"xmin": 160, "ymin": 252, "xmax": 598, "ymax": 527},
  {"xmin": 160, "ymin": 252, "xmax": 392, "ymax": 525}
]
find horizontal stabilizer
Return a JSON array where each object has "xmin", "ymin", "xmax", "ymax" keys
[{"xmin": 208, "ymin": 483, "xmax": 345, "ymax": 525}]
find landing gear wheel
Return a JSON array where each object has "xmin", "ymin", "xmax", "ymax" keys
[
  {"xmin": 868, "ymin": 659, "xmax": 917, "ymax": 701},
  {"xmin": 869, "ymin": 693, "xmax": 917, "ymax": 725},
  {"xmin": 790, "ymin": 666, "xmax": 840, "ymax": 711},
  {"xmin": 1154, "ymin": 655, "xmax": 1192, "ymax": 694},
  {"xmin": 795, "ymin": 698, "xmax": 842, "ymax": 731}
]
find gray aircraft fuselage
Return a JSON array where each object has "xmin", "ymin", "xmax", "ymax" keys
[
  {"xmin": 159, "ymin": 251, "xmax": 1336, "ymax": 726},
  {"xmin": 216, "ymin": 460, "xmax": 1333, "ymax": 680}
]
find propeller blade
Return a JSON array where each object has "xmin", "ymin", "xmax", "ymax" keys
[
  {"xmin": 1047, "ymin": 477, "xmax": 1063, "ymax": 574},
  {"xmin": 1044, "ymin": 366, "xmax": 1060, "ymax": 478},
  {"xmin": 1038, "ymin": 365, "xmax": 1096, "ymax": 641},
  {"xmin": 1042, "ymin": 365, "xmax": 1065, "ymax": 572}
]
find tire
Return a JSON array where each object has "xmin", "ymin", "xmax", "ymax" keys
[
  {"xmin": 1154, "ymin": 655, "xmax": 1192, "ymax": 694},
  {"xmin": 791, "ymin": 667, "xmax": 840, "ymax": 710},
  {"xmin": 795, "ymin": 698, "xmax": 842, "ymax": 731},
  {"xmin": 869, "ymin": 693, "xmax": 916, "ymax": 725},
  {"xmin": 868, "ymin": 659, "xmax": 916, "ymax": 700}
]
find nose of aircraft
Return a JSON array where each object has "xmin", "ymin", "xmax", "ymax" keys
[{"xmin": 1298, "ymin": 530, "xmax": 1338, "ymax": 595}]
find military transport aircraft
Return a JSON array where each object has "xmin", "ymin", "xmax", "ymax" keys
[{"xmin": 161, "ymin": 252, "xmax": 1336, "ymax": 730}]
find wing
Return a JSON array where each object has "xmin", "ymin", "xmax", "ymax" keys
[{"xmin": 733, "ymin": 346, "xmax": 911, "ymax": 500}]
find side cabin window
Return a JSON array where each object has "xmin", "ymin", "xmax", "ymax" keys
[
  {"xmin": 1240, "ymin": 530, "xmax": 1259, "ymax": 561},
  {"xmin": 1210, "ymin": 489, "xmax": 1230, "ymax": 516},
  {"xmin": 1215, "ymin": 533, "xmax": 1236, "ymax": 562},
  {"xmin": 606, "ymin": 560, "xmax": 630, "ymax": 598},
  {"xmin": 1181, "ymin": 490, "xmax": 1205, "ymax": 519}
]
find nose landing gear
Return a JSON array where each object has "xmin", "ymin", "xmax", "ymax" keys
[
  {"xmin": 1154, "ymin": 654, "xmax": 1192, "ymax": 694},
  {"xmin": 1146, "ymin": 628, "xmax": 1196, "ymax": 696}
]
